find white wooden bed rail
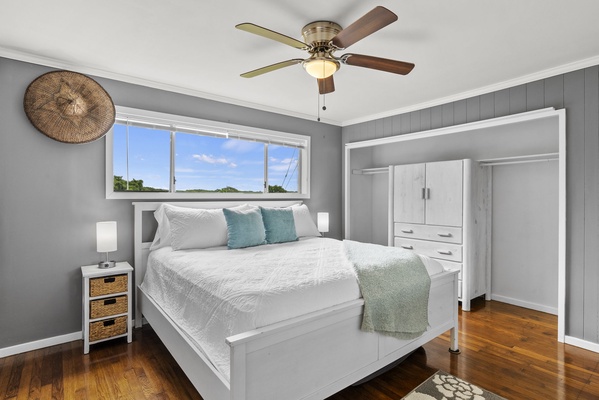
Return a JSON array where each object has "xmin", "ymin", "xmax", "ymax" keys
[{"xmin": 133, "ymin": 201, "xmax": 459, "ymax": 400}]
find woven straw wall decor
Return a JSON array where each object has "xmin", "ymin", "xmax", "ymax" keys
[{"xmin": 23, "ymin": 70, "xmax": 115, "ymax": 144}]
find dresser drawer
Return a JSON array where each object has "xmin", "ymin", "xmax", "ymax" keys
[
  {"xmin": 89, "ymin": 316, "xmax": 127, "ymax": 342},
  {"xmin": 394, "ymin": 223, "xmax": 462, "ymax": 244},
  {"xmin": 394, "ymin": 237, "xmax": 463, "ymax": 262},
  {"xmin": 90, "ymin": 274, "xmax": 128, "ymax": 297},
  {"xmin": 90, "ymin": 295, "xmax": 128, "ymax": 319}
]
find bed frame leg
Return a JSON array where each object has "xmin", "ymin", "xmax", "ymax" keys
[{"xmin": 448, "ymin": 327, "xmax": 460, "ymax": 354}]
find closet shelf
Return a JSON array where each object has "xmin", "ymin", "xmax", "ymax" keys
[
  {"xmin": 478, "ymin": 152, "xmax": 558, "ymax": 167},
  {"xmin": 352, "ymin": 167, "xmax": 389, "ymax": 175}
]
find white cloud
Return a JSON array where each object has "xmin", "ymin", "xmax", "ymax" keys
[{"xmin": 193, "ymin": 154, "xmax": 237, "ymax": 168}]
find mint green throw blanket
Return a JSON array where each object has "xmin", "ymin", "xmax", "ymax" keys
[{"xmin": 344, "ymin": 240, "xmax": 431, "ymax": 340}]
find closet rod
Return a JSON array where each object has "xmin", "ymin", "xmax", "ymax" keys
[
  {"xmin": 352, "ymin": 167, "xmax": 389, "ymax": 175},
  {"xmin": 478, "ymin": 152, "xmax": 558, "ymax": 167}
]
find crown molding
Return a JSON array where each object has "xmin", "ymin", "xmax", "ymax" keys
[
  {"xmin": 341, "ymin": 55, "xmax": 599, "ymax": 127},
  {"xmin": 3, "ymin": 47, "xmax": 598, "ymax": 128},
  {"xmin": 0, "ymin": 47, "xmax": 342, "ymax": 126}
]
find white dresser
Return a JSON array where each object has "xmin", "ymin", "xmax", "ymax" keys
[{"xmin": 389, "ymin": 159, "xmax": 488, "ymax": 311}]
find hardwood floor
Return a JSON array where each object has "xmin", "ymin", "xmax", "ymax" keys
[{"xmin": 1, "ymin": 299, "xmax": 598, "ymax": 399}]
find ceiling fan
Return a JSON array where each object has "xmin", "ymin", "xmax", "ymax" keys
[{"xmin": 236, "ymin": 6, "xmax": 415, "ymax": 95}]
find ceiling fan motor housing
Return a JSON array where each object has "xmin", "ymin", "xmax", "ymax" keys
[{"xmin": 301, "ymin": 21, "xmax": 342, "ymax": 50}]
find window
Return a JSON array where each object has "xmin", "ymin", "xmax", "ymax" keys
[{"xmin": 106, "ymin": 106, "xmax": 310, "ymax": 199}]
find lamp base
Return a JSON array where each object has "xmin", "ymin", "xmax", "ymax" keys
[{"xmin": 98, "ymin": 261, "xmax": 116, "ymax": 269}]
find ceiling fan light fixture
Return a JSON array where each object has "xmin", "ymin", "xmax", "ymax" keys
[{"xmin": 303, "ymin": 58, "xmax": 339, "ymax": 79}]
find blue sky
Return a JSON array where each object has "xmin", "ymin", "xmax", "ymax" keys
[{"xmin": 113, "ymin": 125, "xmax": 298, "ymax": 192}]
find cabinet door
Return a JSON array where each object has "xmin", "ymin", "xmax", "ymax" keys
[
  {"xmin": 425, "ymin": 160, "xmax": 463, "ymax": 226},
  {"xmin": 393, "ymin": 163, "xmax": 425, "ymax": 224}
]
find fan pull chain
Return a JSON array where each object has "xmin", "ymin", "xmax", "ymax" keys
[
  {"xmin": 317, "ymin": 94, "xmax": 327, "ymax": 122},
  {"xmin": 317, "ymin": 93, "xmax": 321, "ymax": 122}
]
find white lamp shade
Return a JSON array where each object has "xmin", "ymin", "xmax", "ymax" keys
[
  {"xmin": 317, "ymin": 212, "xmax": 329, "ymax": 233},
  {"xmin": 96, "ymin": 221, "xmax": 117, "ymax": 253}
]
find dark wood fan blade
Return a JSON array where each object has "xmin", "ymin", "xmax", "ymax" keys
[
  {"xmin": 236, "ymin": 23, "xmax": 308, "ymax": 50},
  {"xmin": 341, "ymin": 54, "xmax": 414, "ymax": 75},
  {"xmin": 331, "ymin": 6, "xmax": 397, "ymax": 49},
  {"xmin": 318, "ymin": 76, "xmax": 335, "ymax": 94},
  {"xmin": 240, "ymin": 59, "xmax": 304, "ymax": 78}
]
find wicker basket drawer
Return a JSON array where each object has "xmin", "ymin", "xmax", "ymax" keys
[
  {"xmin": 90, "ymin": 274, "xmax": 127, "ymax": 297},
  {"xmin": 90, "ymin": 295, "xmax": 128, "ymax": 319},
  {"xmin": 89, "ymin": 316, "xmax": 127, "ymax": 342}
]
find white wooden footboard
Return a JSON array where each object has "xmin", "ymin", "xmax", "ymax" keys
[
  {"xmin": 227, "ymin": 270, "xmax": 458, "ymax": 400},
  {"xmin": 139, "ymin": 269, "xmax": 458, "ymax": 400}
]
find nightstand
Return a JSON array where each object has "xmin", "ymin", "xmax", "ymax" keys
[{"xmin": 81, "ymin": 262, "xmax": 133, "ymax": 354}]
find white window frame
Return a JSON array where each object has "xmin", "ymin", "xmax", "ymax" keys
[{"xmin": 106, "ymin": 106, "xmax": 310, "ymax": 200}]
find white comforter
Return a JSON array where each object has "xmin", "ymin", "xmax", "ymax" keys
[{"xmin": 140, "ymin": 237, "xmax": 443, "ymax": 382}]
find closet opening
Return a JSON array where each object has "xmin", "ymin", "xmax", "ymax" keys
[{"xmin": 344, "ymin": 108, "xmax": 566, "ymax": 341}]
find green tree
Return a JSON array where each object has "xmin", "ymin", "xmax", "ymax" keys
[
  {"xmin": 216, "ymin": 186, "xmax": 240, "ymax": 193},
  {"xmin": 114, "ymin": 176, "xmax": 127, "ymax": 191},
  {"xmin": 268, "ymin": 185, "xmax": 287, "ymax": 193}
]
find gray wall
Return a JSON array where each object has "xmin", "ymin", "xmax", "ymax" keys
[
  {"xmin": 342, "ymin": 66, "xmax": 599, "ymax": 344},
  {"xmin": 0, "ymin": 57, "xmax": 342, "ymax": 348}
]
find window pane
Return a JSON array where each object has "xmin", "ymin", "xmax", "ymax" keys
[
  {"xmin": 113, "ymin": 124, "xmax": 171, "ymax": 192},
  {"xmin": 268, "ymin": 144, "xmax": 299, "ymax": 193},
  {"xmin": 175, "ymin": 133, "xmax": 265, "ymax": 193}
]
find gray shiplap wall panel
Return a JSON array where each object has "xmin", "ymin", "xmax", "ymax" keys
[
  {"xmin": 583, "ymin": 66, "xmax": 599, "ymax": 343},
  {"xmin": 392, "ymin": 114, "xmax": 402, "ymax": 135},
  {"xmin": 563, "ymin": 69, "xmax": 586, "ymax": 339},
  {"xmin": 383, "ymin": 116, "xmax": 393, "ymax": 138},
  {"xmin": 466, "ymin": 97, "xmax": 480, "ymax": 123},
  {"xmin": 400, "ymin": 114, "xmax": 411, "ymax": 134},
  {"xmin": 420, "ymin": 108, "xmax": 432, "ymax": 131},
  {"xmin": 410, "ymin": 111, "xmax": 421, "ymax": 133},
  {"xmin": 375, "ymin": 119, "xmax": 384, "ymax": 139},
  {"xmin": 367, "ymin": 120, "xmax": 376, "ymax": 140},
  {"xmin": 431, "ymin": 105, "xmax": 443, "ymax": 129},
  {"xmin": 342, "ymin": 62, "xmax": 599, "ymax": 344},
  {"xmin": 509, "ymin": 85, "xmax": 527, "ymax": 114},
  {"xmin": 495, "ymin": 89, "xmax": 510, "ymax": 117},
  {"xmin": 454, "ymin": 99, "xmax": 467, "ymax": 125},
  {"xmin": 527, "ymin": 80, "xmax": 545, "ymax": 111},
  {"xmin": 545, "ymin": 75, "xmax": 565, "ymax": 109},
  {"xmin": 480, "ymin": 93, "xmax": 495, "ymax": 120},
  {"xmin": 442, "ymin": 103, "xmax": 454, "ymax": 127}
]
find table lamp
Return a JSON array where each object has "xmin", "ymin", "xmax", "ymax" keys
[{"xmin": 97, "ymin": 221, "xmax": 117, "ymax": 268}]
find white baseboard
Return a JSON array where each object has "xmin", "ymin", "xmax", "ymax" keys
[
  {"xmin": 491, "ymin": 294, "xmax": 558, "ymax": 315},
  {"xmin": 565, "ymin": 335, "xmax": 599, "ymax": 353},
  {"xmin": 0, "ymin": 331, "xmax": 82, "ymax": 358}
]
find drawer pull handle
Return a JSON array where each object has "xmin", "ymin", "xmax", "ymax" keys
[
  {"xmin": 437, "ymin": 233, "xmax": 452, "ymax": 237},
  {"xmin": 104, "ymin": 299, "xmax": 117, "ymax": 306},
  {"xmin": 401, "ymin": 245, "xmax": 414, "ymax": 250},
  {"xmin": 437, "ymin": 250, "xmax": 453, "ymax": 255},
  {"xmin": 103, "ymin": 319, "xmax": 115, "ymax": 327},
  {"xmin": 104, "ymin": 277, "xmax": 116, "ymax": 283},
  {"xmin": 401, "ymin": 229, "xmax": 413, "ymax": 234}
]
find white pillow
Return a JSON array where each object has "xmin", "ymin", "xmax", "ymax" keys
[
  {"xmin": 149, "ymin": 203, "xmax": 174, "ymax": 250},
  {"xmin": 149, "ymin": 203, "xmax": 251, "ymax": 250},
  {"xmin": 291, "ymin": 204, "xmax": 321, "ymax": 237},
  {"xmin": 166, "ymin": 206, "xmax": 228, "ymax": 250}
]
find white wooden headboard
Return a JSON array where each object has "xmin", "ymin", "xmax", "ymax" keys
[{"xmin": 132, "ymin": 201, "xmax": 302, "ymax": 327}]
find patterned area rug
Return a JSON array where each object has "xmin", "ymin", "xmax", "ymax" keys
[{"xmin": 402, "ymin": 370, "xmax": 506, "ymax": 400}]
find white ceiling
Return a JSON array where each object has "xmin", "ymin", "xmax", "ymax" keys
[{"xmin": 2, "ymin": 0, "xmax": 599, "ymax": 126}]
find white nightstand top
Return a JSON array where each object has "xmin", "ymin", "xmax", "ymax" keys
[{"xmin": 81, "ymin": 261, "xmax": 132, "ymax": 278}]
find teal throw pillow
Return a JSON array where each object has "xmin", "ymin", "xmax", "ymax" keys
[
  {"xmin": 260, "ymin": 207, "xmax": 298, "ymax": 244},
  {"xmin": 223, "ymin": 207, "xmax": 267, "ymax": 249}
]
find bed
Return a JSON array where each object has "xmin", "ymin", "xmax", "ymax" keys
[{"xmin": 133, "ymin": 201, "xmax": 459, "ymax": 400}]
